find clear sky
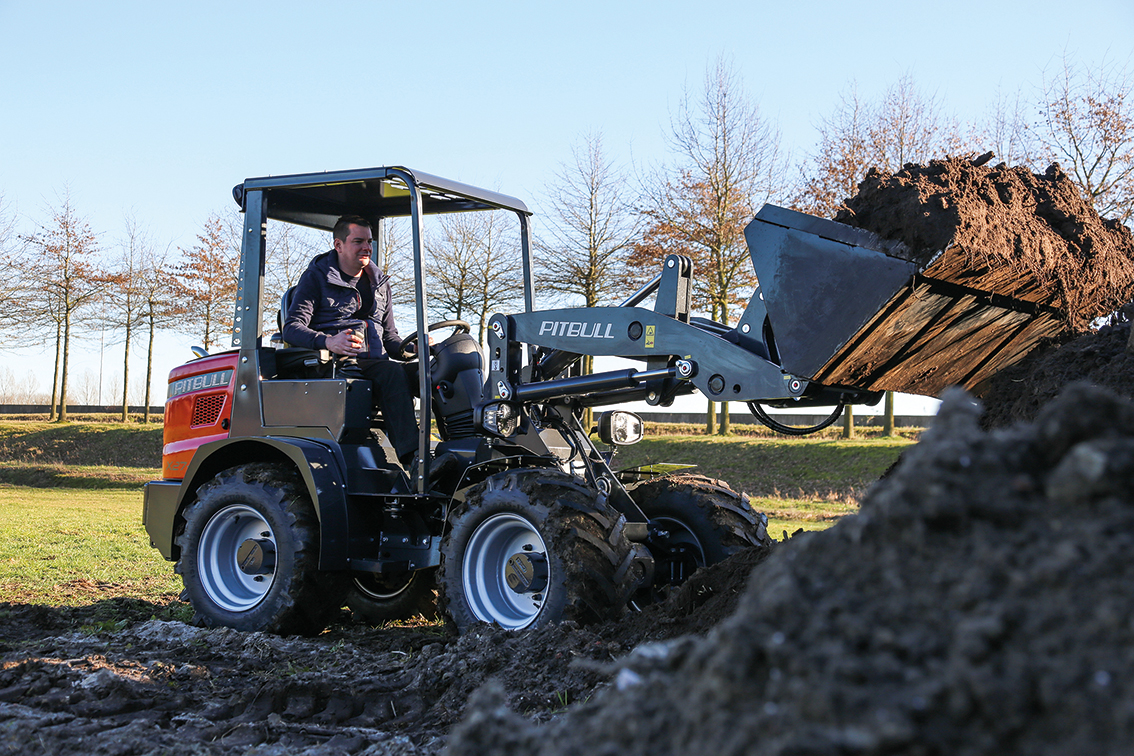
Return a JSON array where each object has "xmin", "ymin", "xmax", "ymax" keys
[{"xmin": 1, "ymin": 0, "xmax": 1132, "ymax": 413}]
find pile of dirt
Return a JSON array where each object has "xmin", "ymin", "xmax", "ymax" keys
[
  {"xmin": 979, "ymin": 318, "xmax": 1134, "ymax": 429},
  {"xmin": 448, "ymin": 383, "xmax": 1134, "ymax": 755},
  {"xmin": 835, "ymin": 157, "xmax": 1134, "ymax": 329}
]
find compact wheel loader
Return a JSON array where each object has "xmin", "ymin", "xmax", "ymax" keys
[{"xmin": 144, "ymin": 166, "xmax": 1058, "ymax": 635}]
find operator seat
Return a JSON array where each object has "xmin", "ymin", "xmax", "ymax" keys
[{"xmin": 267, "ymin": 287, "xmax": 385, "ymax": 441}]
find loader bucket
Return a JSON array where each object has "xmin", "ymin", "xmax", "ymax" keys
[{"xmin": 745, "ymin": 205, "xmax": 1066, "ymax": 397}]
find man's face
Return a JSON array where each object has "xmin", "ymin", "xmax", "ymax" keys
[{"xmin": 334, "ymin": 223, "xmax": 373, "ymax": 277}]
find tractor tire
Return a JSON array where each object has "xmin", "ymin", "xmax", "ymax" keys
[
  {"xmin": 346, "ymin": 568, "xmax": 438, "ymax": 623},
  {"xmin": 438, "ymin": 469, "xmax": 651, "ymax": 633},
  {"xmin": 630, "ymin": 473, "xmax": 773, "ymax": 595},
  {"xmin": 175, "ymin": 463, "xmax": 346, "ymax": 636}
]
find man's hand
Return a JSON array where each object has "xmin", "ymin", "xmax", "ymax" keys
[{"xmin": 325, "ymin": 328, "xmax": 364, "ymax": 356}]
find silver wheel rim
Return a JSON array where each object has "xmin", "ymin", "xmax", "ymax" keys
[
  {"xmin": 462, "ymin": 513, "xmax": 548, "ymax": 630},
  {"xmin": 198, "ymin": 504, "xmax": 275, "ymax": 612}
]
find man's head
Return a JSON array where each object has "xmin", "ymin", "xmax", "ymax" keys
[{"xmin": 332, "ymin": 215, "xmax": 373, "ymax": 277}]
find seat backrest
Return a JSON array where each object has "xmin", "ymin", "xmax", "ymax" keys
[{"xmin": 277, "ymin": 286, "xmax": 296, "ymax": 343}]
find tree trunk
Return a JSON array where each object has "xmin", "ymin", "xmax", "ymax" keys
[
  {"xmin": 59, "ymin": 311, "xmax": 71, "ymax": 423},
  {"xmin": 706, "ymin": 399, "xmax": 716, "ymax": 435},
  {"xmin": 144, "ymin": 314, "xmax": 155, "ymax": 423},
  {"xmin": 883, "ymin": 391, "xmax": 895, "ymax": 436},
  {"xmin": 841, "ymin": 404, "xmax": 855, "ymax": 439},
  {"xmin": 718, "ymin": 402, "xmax": 731, "ymax": 435},
  {"xmin": 120, "ymin": 322, "xmax": 132, "ymax": 422},
  {"xmin": 49, "ymin": 322, "xmax": 62, "ymax": 421},
  {"xmin": 581, "ymin": 354, "xmax": 593, "ymax": 433}
]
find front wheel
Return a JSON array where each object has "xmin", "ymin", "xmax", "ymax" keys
[
  {"xmin": 631, "ymin": 473, "xmax": 773, "ymax": 595},
  {"xmin": 175, "ymin": 463, "xmax": 345, "ymax": 636},
  {"xmin": 438, "ymin": 469, "xmax": 651, "ymax": 633}
]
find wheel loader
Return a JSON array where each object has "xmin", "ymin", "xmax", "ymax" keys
[{"xmin": 143, "ymin": 166, "xmax": 1061, "ymax": 635}]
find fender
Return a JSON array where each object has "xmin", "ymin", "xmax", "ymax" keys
[{"xmin": 146, "ymin": 436, "xmax": 352, "ymax": 570}]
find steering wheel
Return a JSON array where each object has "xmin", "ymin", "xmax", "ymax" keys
[{"xmin": 397, "ymin": 319, "xmax": 472, "ymax": 360}]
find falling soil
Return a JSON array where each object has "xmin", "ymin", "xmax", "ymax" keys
[{"xmin": 780, "ymin": 156, "xmax": 1134, "ymax": 396}]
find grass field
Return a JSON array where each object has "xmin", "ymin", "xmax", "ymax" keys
[{"xmin": 0, "ymin": 419, "xmax": 918, "ymax": 606}]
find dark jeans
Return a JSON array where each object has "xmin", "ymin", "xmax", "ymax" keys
[{"xmin": 338, "ymin": 357, "xmax": 418, "ymax": 464}]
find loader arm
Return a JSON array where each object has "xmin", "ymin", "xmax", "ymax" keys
[{"xmin": 482, "ymin": 253, "xmax": 878, "ymax": 414}]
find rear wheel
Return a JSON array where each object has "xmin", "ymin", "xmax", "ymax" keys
[
  {"xmin": 176, "ymin": 463, "xmax": 345, "ymax": 636},
  {"xmin": 631, "ymin": 473, "xmax": 773, "ymax": 595},
  {"xmin": 346, "ymin": 568, "xmax": 437, "ymax": 623},
  {"xmin": 439, "ymin": 469, "xmax": 651, "ymax": 633}
]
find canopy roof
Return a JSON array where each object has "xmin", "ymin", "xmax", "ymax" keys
[{"xmin": 233, "ymin": 166, "xmax": 530, "ymax": 230}]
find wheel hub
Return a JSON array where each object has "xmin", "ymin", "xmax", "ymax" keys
[
  {"xmin": 237, "ymin": 538, "xmax": 276, "ymax": 575},
  {"xmin": 504, "ymin": 551, "xmax": 548, "ymax": 594},
  {"xmin": 649, "ymin": 517, "xmax": 706, "ymax": 588}
]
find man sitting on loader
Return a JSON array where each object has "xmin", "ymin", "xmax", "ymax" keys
[{"xmin": 282, "ymin": 214, "xmax": 422, "ymax": 470}]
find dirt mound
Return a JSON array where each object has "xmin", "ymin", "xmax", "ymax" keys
[
  {"xmin": 979, "ymin": 319, "xmax": 1134, "ymax": 428},
  {"xmin": 835, "ymin": 158, "xmax": 1134, "ymax": 330},
  {"xmin": 448, "ymin": 383, "xmax": 1134, "ymax": 755}
]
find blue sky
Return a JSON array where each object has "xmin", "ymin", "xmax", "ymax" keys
[{"xmin": 1, "ymin": 0, "xmax": 1132, "ymax": 412}]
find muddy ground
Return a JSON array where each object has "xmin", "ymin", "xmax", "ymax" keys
[{"xmin": 0, "ymin": 544, "xmax": 765, "ymax": 755}]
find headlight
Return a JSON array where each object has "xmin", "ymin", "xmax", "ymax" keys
[
  {"xmin": 479, "ymin": 402, "xmax": 521, "ymax": 437},
  {"xmin": 598, "ymin": 411, "xmax": 644, "ymax": 446}
]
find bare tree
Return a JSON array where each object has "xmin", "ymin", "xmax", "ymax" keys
[
  {"xmin": 264, "ymin": 221, "xmax": 324, "ymax": 334},
  {"xmin": 426, "ymin": 211, "xmax": 523, "ymax": 346},
  {"xmin": 636, "ymin": 56, "xmax": 786, "ymax": 433},
  {"xmin": 1031, "ymin": 53, "xmax": 1134, "ymax": 224},
  {"xmin": 98, "ymin": 214, "xmax": 154, "ymax": 420},
  {"xmin": 980, "ymin": 85, "xmax": 1034, "ymax": 168},
  {"xmin": 22, "ymin": 191, "xmax": 103, "ymax": 422},
  {"xmin": 177, "ymin": 213, "xmax": 238, "ymax": 351},
  {"xmin": 0, "ymin": 193, "xmax": 23, "ymax": 328},
  {"xmin": 538, "ymin": 132, "xmax": 640, "ymax": 308},
  {"xmin": 794, "ymin": 74, "xmax": 969, "ymax": 216},
  {"xmin": 537, "ymin": 132, "xmax": 640, "ymax": 427},
  {"xmin": 137, "ymin": 243, "xmax": 184, "ymax": 422}
]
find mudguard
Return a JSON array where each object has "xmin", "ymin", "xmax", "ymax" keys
[{"xmin": 144, "ymin": 436, "xmax": 352, "ymax": 570}]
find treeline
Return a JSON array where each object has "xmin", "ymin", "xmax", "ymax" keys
[{"xmin": 0, "ymin": 55, "xmax": 1130, "ymax": 427}]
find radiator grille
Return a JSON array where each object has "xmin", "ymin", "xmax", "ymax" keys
[{"xmin": 191, "ymin": 392, "xmax": 226, "ymax": 427}]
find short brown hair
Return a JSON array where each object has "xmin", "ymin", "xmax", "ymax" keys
[{"xmin": 333, "ymin": 214, "xmax": 372, "ymax": 242}]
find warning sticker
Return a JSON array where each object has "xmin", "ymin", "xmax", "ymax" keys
[{"xmin": 645, "ymin": 325, "xmax": 655, "ymax": 349}]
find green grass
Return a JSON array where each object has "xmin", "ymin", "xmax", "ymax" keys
[
  {"xmin": 614, "ymin": 431, "xmax": 915, "ymax": 537},
  {"xmin": 0, "ymin": 483, "xmax": 181, "ymax": 606}
]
